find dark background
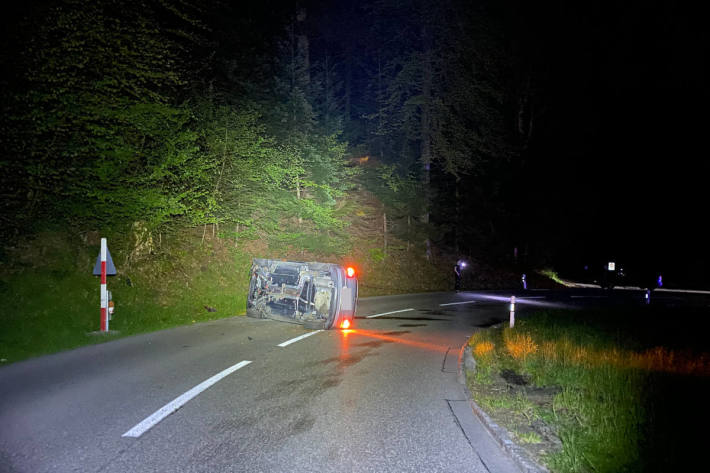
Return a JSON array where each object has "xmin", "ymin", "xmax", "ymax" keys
[{"xmin": 1, "ymin": 0, "xmax": 707, "ymax": 285}]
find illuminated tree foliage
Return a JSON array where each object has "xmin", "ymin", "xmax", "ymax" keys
[
  {"xmin": 1, "ymin": 0, "xmax": 208, "ymax": 231},
  {"xmin": 1, "ymin": 0, "xmax": 355, "ymax": 254},
  {"xmin": 1, "ymin": 0, "xmax": 518, "ymax": 259},
  {"xmin": 333, "ymin": 0, "xmax": 517, "ymax": 254}
]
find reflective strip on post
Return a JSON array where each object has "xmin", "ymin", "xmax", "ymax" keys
[
  {"xmin": 509, "ymin": 295, "xmax": 516, "ymax": 328},
  {"xmin": 100, "ymin": 238, "xmax": 108, "ymax": 332}
]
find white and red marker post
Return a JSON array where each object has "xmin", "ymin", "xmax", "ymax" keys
[{"xmin": 100, "ymin": 238, "xmax": 109, "ymax": 332}]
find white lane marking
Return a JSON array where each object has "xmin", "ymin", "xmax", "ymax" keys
[
  {"xmin": 656, "ymin": 288, "xmax": 710, "ymax": 295},
  {"xmin": 366, "ymin": 308, "xmax": 414, "ymax": 318},
  {"xmin": 122, "ymin": 360, "xmax": 252, "ymax": 438},
  {"xmin": 277, "ymin": 330, "xmax": 323, "ymax": 347},
  {"xmin": 439, "ymin": 301, "xmax": 477, "ymax": 306}
]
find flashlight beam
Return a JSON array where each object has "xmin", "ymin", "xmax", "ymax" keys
[{"xmin": 439, "ymin": 301, "xmax": 476, "ymax": 306}]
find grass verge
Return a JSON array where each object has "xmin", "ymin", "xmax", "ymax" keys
[
  {"xmin": 0, "ymin": 222, "xmax": 461, "ymax": 363},
  {"xmin": 0, "ymin": 230, "xmax": 251, "ymax": 364},
  {"xmin": 467, "ymin": 307, "xmax": 710, "ymax": 473}
]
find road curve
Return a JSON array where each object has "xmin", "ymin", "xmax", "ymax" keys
[{"xmin": 0, "ymin": 291, "xmax": 571, "ymax": 473}]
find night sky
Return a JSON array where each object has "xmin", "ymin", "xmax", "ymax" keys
[
  {"xmin": 251, "ymin": 0, "xmax": 707, "ymax": 277},
  {"xmin": 503, "ymin": 1, "xmax": 707, "ymax": 275},
  {"xmin": 521, "ymin": 1, "xmax": 706, "ymax": 278},
  {"xmin": 1, "ymin": 0, "xmax": 707, "ymax": 283}
]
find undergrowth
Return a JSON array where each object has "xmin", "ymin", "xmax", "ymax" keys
[
  {"xmin": 0, "ymin": 216, "xmax": 457, "ymax": 363},
  {"xmin": 0, "ymin": 229, "xmax": 251, "ymax": 363},
  {"xmin": 467, "ymin": 309, "xmax": 710, "ymax": 473}
]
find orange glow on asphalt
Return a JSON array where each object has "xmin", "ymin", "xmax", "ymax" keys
[
  {"xmin": 339, "ymin": 326, "xmax": 351, "ymax": 361},
  {"xmin": 341, "ymin": 328, "xmax": 449, "ymax": 353}
]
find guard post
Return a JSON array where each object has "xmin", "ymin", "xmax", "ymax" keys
[{"xmin": 93, "ymin": 238, "xmax": 117, "ymax": 332}]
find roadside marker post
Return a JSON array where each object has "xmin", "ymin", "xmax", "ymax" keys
[
  {"xmin": 100, "ymin": 239, "xmax": 108, "ymax": 331},
  {"xmin": 92, "ymin": 238, "xmax": 117, "ymax": 332},
  {"xmin": 509, "ymin": 295, "xmax": 516, "ymax": 328}
]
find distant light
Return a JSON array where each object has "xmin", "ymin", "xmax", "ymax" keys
[
  {"xmin": 657, "ymin": 275, "xmax": 663, "ymax": 287},
  {"xmin": 341, "ymin": 319, "xmax": 351, "ymax": 329},
  {"xmin": 608, "ymin": 262, "xmax": 615, "ymax": 271},
  {"xmin": 346, "ymin": 267, "xmax": 356, "ymax": 278},
  {"xmin": 460, "ymin": 262, "xmax": 467, "ymax": 268}
]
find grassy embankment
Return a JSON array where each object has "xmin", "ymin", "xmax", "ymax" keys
[
  {"xmin": 0, "ymin": 191, "xmax": 456, "ymax": 364},
  {"xmin": 0, "ymin": 186, "xmax": 539, "ymax": 365},
  {"xmin": 0, "ymin": 229, "xmax": 253, "ymax": 363},
  {"xmin": 467, "ymin": 308, "xmax": 710, "ymax": 473}
]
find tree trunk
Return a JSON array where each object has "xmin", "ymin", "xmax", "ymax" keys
[
  {"xmin": 421, "ymin": 22, "xmax": 433, "ymax": 261},
  {"xmin": 407, "ymin": 215, "xmax": 411, "ymax": 252},
  {"xmin": 296, "ymin": 176, "xmax": 302, "ymax": 226},
  {"xmin": 377, "ymin": 51, "xmax": 385, "ymax": 159},
  {"xmin": 455, "ymin": 176, "xmax": 461, "ymax": 254},
  {"xmin": 295, "ymin": 8, "xmax": 310, "ymax": 85},
  {"xmin": 383, "ymin": 212, "xmax": 388, "ymax": 255}
]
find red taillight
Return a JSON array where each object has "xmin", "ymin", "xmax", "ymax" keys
[
  {"xmin": 346, "ymin": 266, "xmax": 356, "ymax": 278},
  {"xmin": 341, "ymin": 319, "xmax": 351, "ymax": 329}
]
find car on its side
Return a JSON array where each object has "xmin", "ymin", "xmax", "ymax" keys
[{"xmin": 246, "ymin": 258, "xmax": 357, "ymax": 330}]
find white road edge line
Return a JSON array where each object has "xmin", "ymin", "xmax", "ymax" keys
[
  {"xmin": 366, "ymin": 308, "xmax": 415, "ymax": 318},
  {"xmin": 656, "ymin": 288, "xmax": 710, "ymax": 295},
  {"xmin": 439, "ymin": 301, "xmax": 477, "ymax": 306},
  {"xmin": 277, "ymin": 330, "xmax": 323, "ymax": 347},
  {"xmin": 122, "ymin": 360, "xmax": 252, "ymax": 438}
]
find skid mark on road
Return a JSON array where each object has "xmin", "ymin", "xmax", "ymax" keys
[
  {"xmin": 380, "ymin": 330, "xmax": 411, "ymax": 336},
  {"xmin": 418, "ymin": 309, "xmax": 450, "ymax": 316},
  {"xmin": 354, "ymin": 340, "xmax": 390, "ymax": 348}
]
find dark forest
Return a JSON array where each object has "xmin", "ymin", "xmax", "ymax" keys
[{"xmin": 1, "ymin": 0, "xmax": 706, "ymax": 282}]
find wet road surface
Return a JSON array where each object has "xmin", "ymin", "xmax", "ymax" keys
[{"xmin": 2, "ymin": 288, "xmax": 687, "ymax": 472}]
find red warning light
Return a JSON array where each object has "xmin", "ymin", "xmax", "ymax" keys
[{"xmin": 346, "ymin": 266, "xmax": 356, "ymax": 278}]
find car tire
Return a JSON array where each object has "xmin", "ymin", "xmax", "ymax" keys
[{"xmin": 246, "ymin": 308, "xmax": 263, "ymax": 318}]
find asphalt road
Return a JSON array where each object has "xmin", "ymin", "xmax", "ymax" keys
[{"xmin": 1, "ymin": 288, "xmax": 700, "ymax": 473}]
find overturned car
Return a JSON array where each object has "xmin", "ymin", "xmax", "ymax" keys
[{"xmin": 246, "ymin": 259, "xmax": 358, "ymax": 330}]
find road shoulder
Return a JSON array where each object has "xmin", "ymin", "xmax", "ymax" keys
[{"xmin": 458, "ymin": 343, "xmax": 550, "ymax": 473}]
